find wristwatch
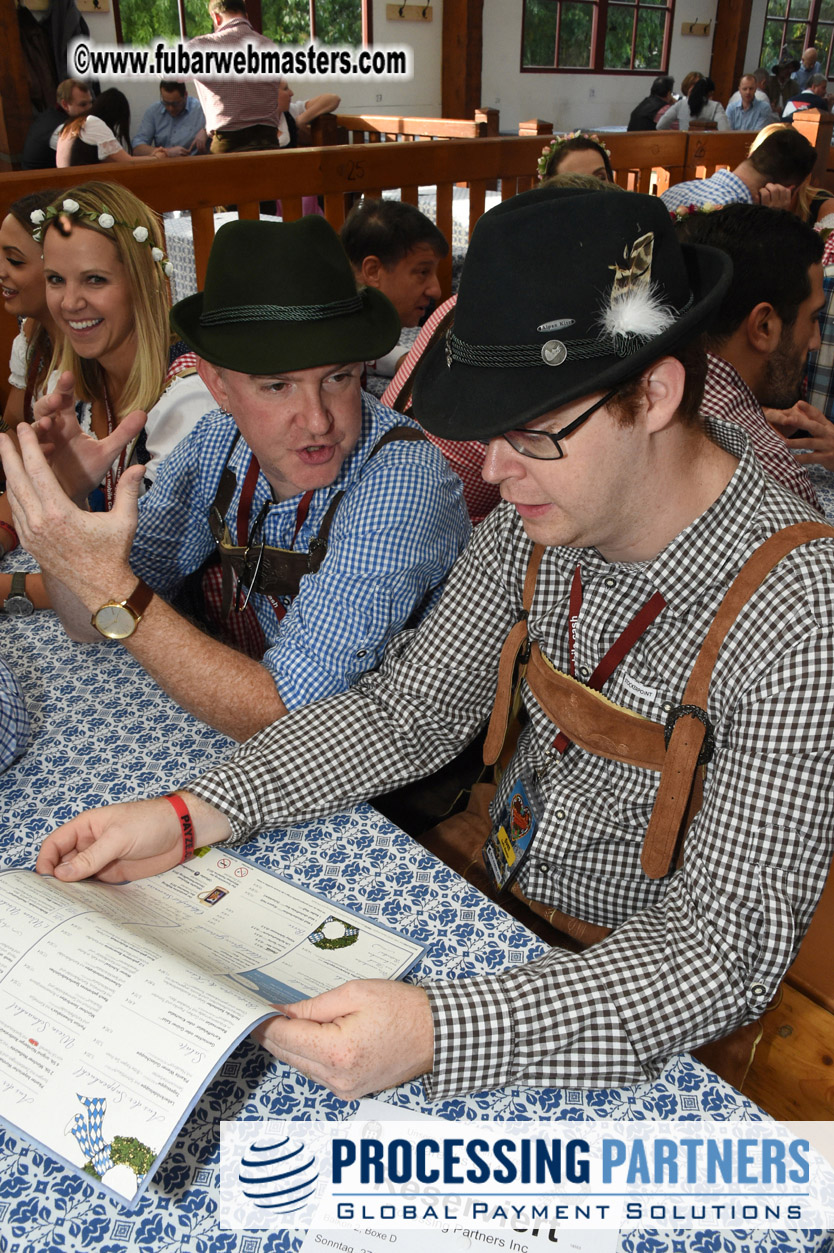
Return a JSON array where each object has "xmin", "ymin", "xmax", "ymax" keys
[
  {"xmin": 3, "ymin": 572, "xmax": 34, "ymax": 618},
  {"xmin": 91, "ymin": 579, "xmax": 153, "ymax": 640}
]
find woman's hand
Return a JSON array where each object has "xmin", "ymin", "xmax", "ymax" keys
[{"xmin": 32, "ymin": 371, "xmax": 147, "ymax": 506}]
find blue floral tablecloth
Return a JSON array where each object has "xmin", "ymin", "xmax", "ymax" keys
[{"xmin": 0, "ymin": 612, "xmax": 831, "ymax": 1253}]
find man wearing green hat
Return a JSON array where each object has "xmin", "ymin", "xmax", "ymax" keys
[
  {"xmin": 1, "ymin": 217, "xmax": 469, "ymax": 742},
  {"xmin": 30, "ymin": 188, "xmax": 834, "ymax": 1100}
]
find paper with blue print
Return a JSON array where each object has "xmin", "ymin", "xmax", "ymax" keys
[{"xmin": 0, "ymin": 849, "xmax": 423, "ymax": 1209}]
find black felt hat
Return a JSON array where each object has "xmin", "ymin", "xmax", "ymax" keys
[
  {"xmin": 170, "ymin": 216, "xmax": 401, "ymax": 373},
  {"xmin": 412, "ymin": 186, "xmax": 732, "ymax": 442}
]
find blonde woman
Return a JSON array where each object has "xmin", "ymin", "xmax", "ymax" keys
[{"xmin": 0, "ymin": 181, "xmax": 212, "ymax": 611}]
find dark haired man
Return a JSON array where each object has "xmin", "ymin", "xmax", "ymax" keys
[
  {"xmin": 31, "ymin": 188, "xmax": 834, "ymax": 1101},
  {"xmin": 341, "ymin": 198, "xmax": 449, "ymax": 382},
  {"xmin": 0, "ymin": 218, "xmax": 468, "ymax": 743},
  {"xmin": 627, "ymin": 75, "xmax": 675, "ymax": 130},
  {"xmin": 132, "ymin": 81, "xmax": 207, "ymax": 157},
  {"xmin": 661, "ymin": 123, "xmax": 815, "ymax": 211},
  {"xmin": 676, "ymin": 203, "xmax": 825, "ymax": 510}
]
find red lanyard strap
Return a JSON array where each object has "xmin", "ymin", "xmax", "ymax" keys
[
  {"xmin": 234, "ymin": 454, "xmax": 314, "ymax": 624},
  {"xmin": 557, "ymin": 566, "xmax": 666, "ymax": 753}
]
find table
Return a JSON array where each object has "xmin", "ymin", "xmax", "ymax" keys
[{"xmin": 0, "ymin": 616, "xmax": 831, "ymax": 1253}]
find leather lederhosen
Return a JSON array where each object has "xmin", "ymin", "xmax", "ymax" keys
[
  {"xmin": 208, "ymin": 424, "xmax": 427, "ymax": 620},
  {"xmin": 481, "ymin": 520, "xmax": 834, "ymax": 943}
]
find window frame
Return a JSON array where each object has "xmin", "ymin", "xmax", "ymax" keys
[
  {"xmin": 519, "ymin": 0, "xmax": 675, "ymax": 76},
  {"xmin": 112, "ymin": 0, "xmax": 372, "ymax": 46},
  {"xmin": 760, "ymin": 0, "xmax": 834, "ymax": 77}
]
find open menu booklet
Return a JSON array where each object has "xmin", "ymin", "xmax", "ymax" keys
[{"xmin": 0, "ymin": 848, "xmax": 425, "ymax": 1209}]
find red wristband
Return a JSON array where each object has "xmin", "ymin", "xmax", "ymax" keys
[
  {"xmin": 165, "ymin": 793, "xmax": 195, "ymax": 862},
  {"xmin": 0, "ymin": 520, "xmax": 18, "ymax": 552}
]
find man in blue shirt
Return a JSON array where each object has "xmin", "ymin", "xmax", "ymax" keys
[
  {"xmin": 726, "ymin": 74, "xmax": 777, "ymax": 130},
  {"xmin": 0, "ymin": 218, "xmax": 470, "ymax": 743},
  {"xmin": 132, "ymin": 81, "xmax": 208, "ymax": 157},
  {"xmin": 795, "ymin": 46, "xmax": 822, "ymax": 91},
  {"xmin": 661, "ymin": 125, "xmax": 815, "ymax": 212}
]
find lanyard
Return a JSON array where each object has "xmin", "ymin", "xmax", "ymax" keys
[
  {"xmin": 234, "ymin": 454, "xmax": 314, "ymax": 621},
  {"xmin": 555, "ymin": 565, "xmax": 666, "ymax": 753},
  {"xmin": 103, "ymin": 384, "xmax": 129, "ymax": 513}
]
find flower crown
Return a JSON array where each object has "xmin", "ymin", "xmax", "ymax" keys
[
  {"xmin": 30, "ymin": 199, "xmax": 174, "ymax": 278},
  {"xmin": 668, "ymin": 203, "xmax": 723, "ymax": 222},
  {"xmin": 537, "ymin": 131, "xmax": 613, "ymax": 181}
]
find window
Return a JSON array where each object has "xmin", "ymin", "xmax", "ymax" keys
[
  {"xmin": 521, "ymin": 0, "xmax": 673, "ymax": 72},
  {"xmin": 117, "ymin": 0, "xmax": 366, "ymax": 47},
  {"xmin": 760, "ymin": 0, "xmax": 834, "ymax": 76}
]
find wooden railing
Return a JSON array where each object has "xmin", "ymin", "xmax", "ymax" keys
[
  {"xmin": 310, "ymin": 108, "xmax": 500, "ymax": 147},
  {"xmin": 1, "ymin": 124, "xmax": 830, "ymax": 404}
]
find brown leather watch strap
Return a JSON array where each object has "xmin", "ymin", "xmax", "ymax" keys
[{"xmin": 125, "ymin": 578, "xmax": 154, "ymax": 619}]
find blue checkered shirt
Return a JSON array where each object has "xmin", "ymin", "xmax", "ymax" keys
[
  {"xmin": 131, "ymin": 392, "xmax": 470, "ymax": 710},
  {"xmin": 0, "ymin": 655, "xmax": 28, "ymax": 772},
  {"xmin": 661, "ymin": 169, "xmax": 755, "ymax": 212},
  {"xmin": 805, "ymin": 234, "xmax": 834, "ymax": 421}
]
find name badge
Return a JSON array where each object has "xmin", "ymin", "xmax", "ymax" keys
[{"xmin": 483, "ymin": 774, "xmax": 541, "ymax": 891}]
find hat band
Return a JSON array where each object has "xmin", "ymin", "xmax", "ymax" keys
[
  {"xmin": 446, "ymin": 294, "xmax": 694, "ymax": 369},
  {"xmin": 200, "ymin": 295, "xmax": 364, "ymax": 326}
]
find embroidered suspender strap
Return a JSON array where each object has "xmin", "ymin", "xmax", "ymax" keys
[
  {"xmin": 483, "ymin": 543, "xmax": 546, "ymax": 766},
  {"xmin": 641, "ymin": 519, "xmax": 834, "ymax": 880},
  {"xmin": 390, "ymin": 308, "xmax": 457, "ymax": 415}
]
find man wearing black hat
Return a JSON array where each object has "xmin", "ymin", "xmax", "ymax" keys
[
  {"xmin": 32, "ymin": 189, "xmax": 834, "ymax": 1100},
  {"xmin": 0, "ymin": 218, "xmax": 469, "ymax": 743}
]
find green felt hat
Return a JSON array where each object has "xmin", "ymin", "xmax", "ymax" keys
[{"xmin": 170, "ymin": 216, "xmax": 401, "ymax": 372}]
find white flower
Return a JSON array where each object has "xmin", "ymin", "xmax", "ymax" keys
[
  {"xmin": 98, "ymin": 213, "xmax": 115, "ymax": 229},
  {"xmin": 133, "ymin": 226, "xmax": 149, "ymax": 243},
  {"xmin": 163, "ymin": 261, "xmax": 174, "ymax": 277},
  {"xmin": 62, "ymin": 199, "xmax": 80, "ymax": 213},
  {"xmin": 151, "ymin": 247, "xmax": 164, "ymax": 262},
  {"xmin": 30, "ymin": 209, "xmax": 46, "ymax": 224}
]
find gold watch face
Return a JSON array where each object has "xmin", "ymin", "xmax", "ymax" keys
[{"xmin": 93, "ymin": 602, "xmax": 137, "ymax": 640}]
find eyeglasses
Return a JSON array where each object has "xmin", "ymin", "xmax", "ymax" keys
[
  {"xmin": 235, "ymin": 499, "xmax": 271, "ymax": 612},
  {"xmin": 481, "ymin": 387, "xmax": 620, "ymax": 461}
]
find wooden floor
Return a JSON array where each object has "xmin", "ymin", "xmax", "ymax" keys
[{"xmin": 738, "ymin": 984, "xmax": 834, "ymax": 1120}]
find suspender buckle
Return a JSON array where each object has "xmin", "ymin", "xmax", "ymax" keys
[{"xmin": 663, "ymin": 703, "xmax": 715, "ymax": 766}]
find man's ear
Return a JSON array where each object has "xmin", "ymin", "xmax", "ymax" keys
[
  {"xmin": 197, "ymin": 357, "xmax": 229, "ymax": 411},
  {"xmin": 358, "ymin": 255, "xmax": 384, "ymax": 288},
  {"xmin": 641, "ymin": 356, "xmax": 686, "ymax": 434},
  {"xmin": 745, "ymin": 301, "xmax": 783, "ymax": 355}
]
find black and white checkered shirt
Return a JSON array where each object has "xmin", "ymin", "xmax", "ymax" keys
[{"xmin": 189, "ymin": 420, "xmax": 834, "ymax": 1099}]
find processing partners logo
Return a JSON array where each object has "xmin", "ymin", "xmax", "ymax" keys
[
  {"xmin": 220, "ymin": 1120, "xmax": 834, "ymax": 1233},
  {"xmin": 237, "ymin": 1135, "xmax": 319, "ymax": 1215}
]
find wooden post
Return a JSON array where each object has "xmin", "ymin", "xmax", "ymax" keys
[
  {"xmin": 709, "ymin": 0, "xmax": 754, "ymax": 108},
  {"xmin": 0, "ymin": 0, "xmax": 35, "ymax": 171},
  {"xmin": 792, "ymin": 110, "xmax": 834, "ymax": 188},
  {"xmin": 442, "ymin": 0, "xmax": 484, "ymax": 118},
  {"xmin": 475, "ymin": 106, "xmax": 500, "ymax": 137},
  {"xmin": 518, "ymin": 119, "xmax": 554, "ymax": 136}
]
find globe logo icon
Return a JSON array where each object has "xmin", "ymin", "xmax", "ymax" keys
[{"xmin": 238, "ymin": 1137, "xmax": 320, "ymax": 1212}]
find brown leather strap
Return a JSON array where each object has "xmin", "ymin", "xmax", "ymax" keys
[
  {"xmin": 483, "ymin": 544, "xmax": 545, "ymax": 766},
  {"xmin": 212, "ymin": 424, "xmax": 427, "ymax": 611},
  {"xmin": 641, "ymin": 521, "xmax": 834, "ymax": 879}
]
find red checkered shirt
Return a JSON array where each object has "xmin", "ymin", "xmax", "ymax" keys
[
  {"xmin": 382, "ymin": 296, "xmax": 501, "ymax": 525},
  {"xmin": 188, "ymin": 17, "xmax": 281, "ymax": 133},
  {"xmin": 701, "ymin": 353, "xmax": 822, "ymax": 513}
]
